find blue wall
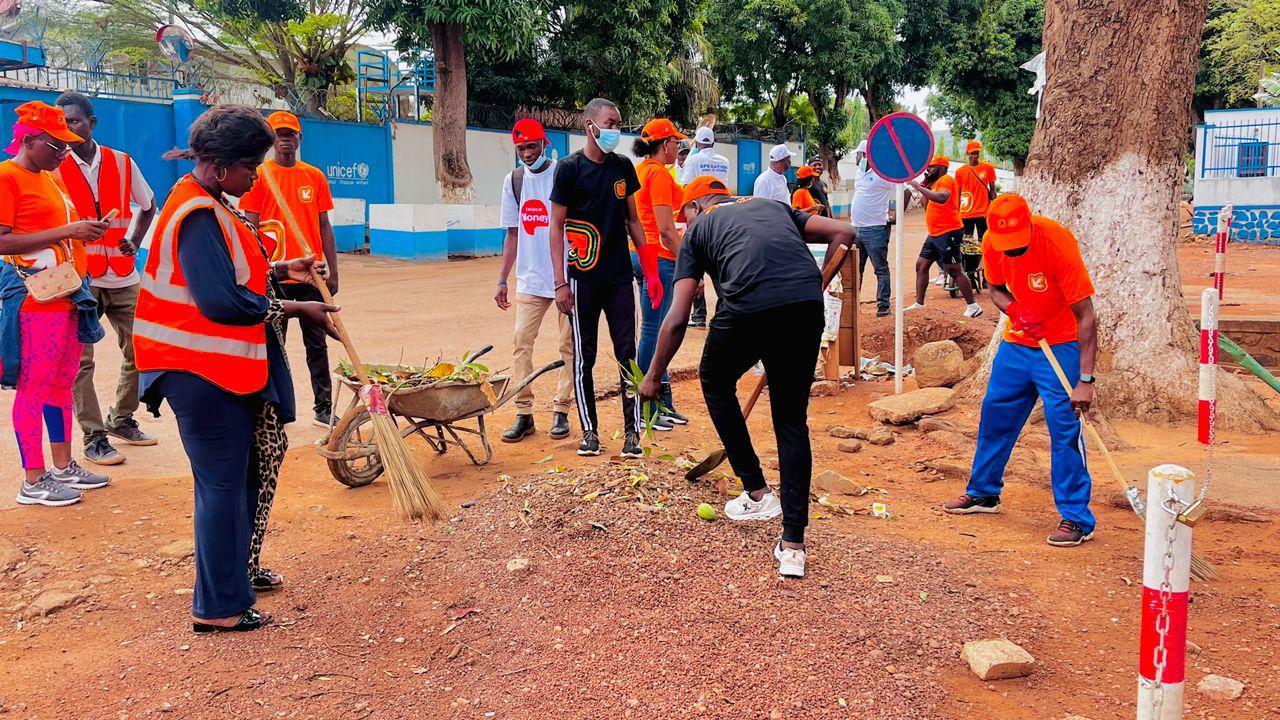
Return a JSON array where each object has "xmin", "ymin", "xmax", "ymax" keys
[
  {"xmin": 737, "ymin": 139, "xmax": 761, "ymax": 195},
  {"xmin": 299, "ymin": 117, "xmax": 393, "ymax": 208}
]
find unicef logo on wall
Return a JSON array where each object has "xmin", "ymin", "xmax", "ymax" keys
[
  {"xmin": 355, "ymin": 162, "xmax": 370, "ymax": 180},
  {"xmin": 327, "ymin": 161, "xmax": 373, "ymax": 186}
]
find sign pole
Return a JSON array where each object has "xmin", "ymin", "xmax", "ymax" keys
[{"xmin": 894, "ymin": 181, "xmax": 905, "ymax": 394}]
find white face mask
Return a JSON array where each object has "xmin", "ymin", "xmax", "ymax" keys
[
  {"xmin": 858, "ymin": 155, "xmax": 868, "ymax": 172},
  {"xmin": 523, "ymin": 154, "xmax": 550, "ymax": 171}
]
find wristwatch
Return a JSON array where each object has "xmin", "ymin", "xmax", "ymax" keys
[{"xmin": 1079, "ymin": 373, "xmax": 1096, "ymax": 384}]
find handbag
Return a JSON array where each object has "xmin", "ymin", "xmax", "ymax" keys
[{"xmin": 14, "ymin": 255, "xmax": 83, "ymax": 302}]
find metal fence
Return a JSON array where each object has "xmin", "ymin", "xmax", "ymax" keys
[
  {"xmin": 0, "ymin": 65, "xmax": 177, "ymax": 101},
  {"xmin": 1198, "ymin": 118, "xmax": 1280, "ymax": 179}
]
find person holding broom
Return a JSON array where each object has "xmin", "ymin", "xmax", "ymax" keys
[
  {"xmin": 638, "ymin": 176, "xmax": 855, "ymax": 579},
  {"xmin": 134, "ymin": 104, "xmax": 338, "ymax": 631},
  {"xmin": 941, "ymin": 194, "xmax": 1099, "ymax": 547}
]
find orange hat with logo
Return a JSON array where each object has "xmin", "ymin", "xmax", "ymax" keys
[
  {"xmin": 985, "ymin": 194, "xmax": 1034, "ymax": 252},
  {"xmin": 641, "ymin": 118, "xmax": 686, "ymax": 143},
  {"xmin": 797, "ymin": 165, "xmax": 816, "ymax": 179},
  {"xmin": 266, "ymin": 111, "xmax": 302, "ymax": 132},
  {"xmin": 677, "ymin": 176, "xmax": 731, "ymax": 222},
  {"xmin": 929, "ymin": 154, "xmax": 950, "ymax": 168},
  {"xmin": 965, "ymin": 140, "xmax": 983, "ymax": 154},
  {"xmin": 6, "ymin": 101, "xmax": 82, "ymax": 155}
]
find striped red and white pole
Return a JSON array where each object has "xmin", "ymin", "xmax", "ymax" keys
[
  {"xmin": 1198, "ymin": 288, "xmax": 1219, "ymax": 446},
  {"xmin": 1212, "ymin": 205, "xmax": 1232, "ymax": 299},
  {"xmin": 1137, "ymin": 464, "xmax": 1195, "ymax": 720}
]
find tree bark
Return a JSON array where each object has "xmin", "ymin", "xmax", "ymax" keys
[
  {"xmin": 431, "ymin": 21, "xmax": 474, "ymax": 204},
  {"xmin": 1018, "ymin": 0, "xmax": 1276, "ymax": 431}
]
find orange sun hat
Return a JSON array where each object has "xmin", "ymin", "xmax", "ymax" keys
[
  {"xmin": 641, "ymin": 118, "xmax": 687, "ymax": 143},
  {"xmin": 797, "ymin": 165, "xmax": 816, "ymax": 179},
  {"xmin": 266, "ymin": 110, "xmax": 302, "ymax": 132},
  {"xmin": 965, "ymin": 140, "xmax": 983, "ymax": 154},
  {"xmin": 985, "ymin": 194, "xmax": 1034, "ymax": 252},
  {"xmin": 11, "ymin": 101, "xmax": 82, "ymax": 144}
]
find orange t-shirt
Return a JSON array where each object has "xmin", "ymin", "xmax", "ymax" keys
[
  {"xmin": 792, "ymin": 187, "xmax": 818, "ymax": 211},
  {"xmin": 982, "ymin": 215, "xmax": 1095, "ymax": 348},
  {"xmin": 634, "ymin": 158, "xmax": 680, "ymax": 261},
  {"xmin": 924, "ymin": 174, "xmax": 963, "ymax": 236},
  {"xmin": 956, "ymin": 162, "xmax": 997, "ymax": 219},
  {"xmin": 239, "ymin": 159, "xmax": 335, "ymax": 261},
  {"xmin": 0, "ymin": 160, "xmax": 86, "ymax": 312}
]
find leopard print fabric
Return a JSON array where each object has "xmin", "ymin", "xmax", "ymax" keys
[{"xmin": 247, "ymin": 401, "xmax": 288, "ymax": 575}]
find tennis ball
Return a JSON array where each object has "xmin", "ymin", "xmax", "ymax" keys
[{"xmin": 696, "ymin": 502, "xmax": 717, "ymax": 521}]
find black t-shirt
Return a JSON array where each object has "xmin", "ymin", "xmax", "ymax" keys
[
  {"xmin": 675, "ymin": 196, "xmax": 822, "ymax": 318},
  {"xmin": 550, "ymin": 150, "xmax": 640, "ymax": 284},
  {"xmin": 809, "ymin": 177, "xmax": 832, "ymax": 216}
]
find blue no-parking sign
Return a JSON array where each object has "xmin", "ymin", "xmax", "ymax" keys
[{"xmin": 866, "ymin": 112, "xmax": 935, "ymax": 183}]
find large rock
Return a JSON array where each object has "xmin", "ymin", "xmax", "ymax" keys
[
  {"xmin": 914, "ymin": 340, "xmax": 966, "ymax": 388},
  {"xmin": 23, "ymin": 590, "xmax": 86, "ymax": 619},
  {"xmin": 866, "ymin": 428, "xmax": 895, "ymax": 446},
  {"xmin": 1196, "ymin": 674, "xmax": 1244, "ymax": 701},
  {"xmin": 0, "ymin": 538, "xmax": 24, "ymax": 572},
  {"xmin": 810, "ymin": 380, "xmax": 839, "ymax": 397},
  {"xmin": 813, "ymin": 470, "xmax": 865, "ymax": 496},
  {"xmin": 837, "ymin": 440, "xmax": 864, "ymax": 454},
  {"xmin": 869, "ymin": 388, "xmax": 956, "ymax": 425},
  {"xmin": 960, "ymin": 639, "xmax": 1035, "ymax": 680}
]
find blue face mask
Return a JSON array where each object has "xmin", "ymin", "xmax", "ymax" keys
[
  {"xmin": 524, "ymin": 154, "xmax": 550, "ymax": 171},
  {"xmin": 859, "ymin": 156, "xmax": 868, "ymax": 172},
  {"xmin": 593, "ymin": 125, "xmax": 622, "ymax": 153}
]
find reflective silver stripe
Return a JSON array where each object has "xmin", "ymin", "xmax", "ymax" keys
[
  {"xmin": 145, "ymin": 186, "xmax": 257, "ymax": 304},
  {"xmin": 148, "ymin": 196, "xmax": 216, "ymax": 287},
  {"xmin": 133, "ymin": 318, "xmax": 267, "ymax": 360},
  {"xmin": 138, "ymin": 273, "xmax": 194, "ymax": 304},
  {"xmin": 110, "ymin": 150, "xmax": 130, "ymax": 220}
]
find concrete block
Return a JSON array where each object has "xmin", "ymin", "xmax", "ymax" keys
[{"xmin": 369, "ymin": 204, "xmax": 447, "ymax": 261}]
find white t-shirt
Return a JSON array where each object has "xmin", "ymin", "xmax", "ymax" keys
[
  {"xmin": 678, "ymin": 149, "xmax": 732, "ymax": 186},
  {"xmin": 499, "ymin": 159, "xmax": 559, "ymax": 299},
  {"xmin": 68, "ymin": 144, "xmax": 156, "ymax": 289},
  {"xmin": 752, "ymin": 168, "xmax": 790, "ymax": 203},
  {"xmin": 850, "ymin": 170, "xmax": 895, "ymax": 228}
]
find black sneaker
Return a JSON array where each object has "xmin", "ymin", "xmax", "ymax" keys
[
  {"xmin": 313, "ymin": 410, "xmax": 334, "ymax": 429},
  {"xmin": 84, "ymin": 436, "xmax": 125, "ymax": 466},
  {"xmin": 549, "ymin": 412, "xmax": 571, "ymax": 440},
  {"xmin": 650, "ymin": 416, "xmax": 674, "ymax": 432},
  {"xmin": 502, "ymin": 415, "xmax": 536, "ymax": 443},
  {"xmin": 942, "ymin": 493, "xmax": 1001, "ymax": 515},
  {"xmin": 577, "ymin": 431, "xmax": 601, "ymax": 457},
  {"xmin": 107, "ymin": 419, "xmax": 156, "ymax": 447},
  {"xmin": 1047, "ymin": 519, "xmax": 1095, "ymax": 547},
  {"xmin": 621, "ymin": 432, "xmax": 643, "ymax": 459},
  {"xmin": 876, "ymin": 307, "xmax": 890, "ymax": 318},
  {"xmin": 661, "ymin": 408, "xmax": 689, "ymax": 426}
]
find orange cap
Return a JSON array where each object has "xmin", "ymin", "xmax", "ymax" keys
[
  {"xmin": 641, "ymin": 118, "xmax": 686, "ymax": 143},
  {"xmin": 14, "ymin": 101, "xmax": 82, "ymax": 144},
  {"xmin": 677, "ymin": 176, "xmax": 731, "ymax": 222},
  {"xmin": 929, "ymin": 154, "xmax": 950, "ymax": 168},
  {"xmin": 965, "ymin": 140, "xmax": 982, "ymax": 154},
  {"xmin": 797, "ymin": 165, "xmax": 816, "ymax": 179},
  {"xmin": 267, "ymin": 110, "xmax": 302, "ymax": 132},
  {"xmin": 985, "ymin": 194, "xmax": 1034, "ymax": 252}
]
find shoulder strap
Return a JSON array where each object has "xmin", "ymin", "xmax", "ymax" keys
[{"xmin": 510, "ymin": 166, "xmax": 525, "ymax": 205}]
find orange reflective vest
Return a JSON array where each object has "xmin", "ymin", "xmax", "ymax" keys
[
  {"xmin": 133, "ymin": 175, "xmax": 270, "ymax": 395},
  {"xmin": 56, "ymin": 146, "xmax": 136, "ymax": 278}
]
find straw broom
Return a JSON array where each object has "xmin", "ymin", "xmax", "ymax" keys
[
  {"xmin": 1036, "ymin": 339, "xmax": 1217, "ymax": 581},
  {"xmin": 310, "ymin": 266, "xmax": 448, "ymax": 521}
]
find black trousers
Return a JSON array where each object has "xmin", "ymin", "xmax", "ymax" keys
[
  {"xmin": 279, "ymin": 283, "xmax": 332, "ymax": 414},
  {"xmin": 570, "ymin": 278, "xmax": 640, "ymax": 436},
  {"xmin": 700, "ymin": 301, "xmax": 824, "ymax": 543}
]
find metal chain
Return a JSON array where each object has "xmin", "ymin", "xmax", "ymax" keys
[{"xmin": 1149, "ymin": 496, "xmax": 1180, "ymax": 716}]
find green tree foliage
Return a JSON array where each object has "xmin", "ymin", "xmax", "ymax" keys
[
  {"xmin": 1197, "ymin": 0, "xmax": 1280, "ymax": 110},
  {"xmin": 929, "ymin": 0, "xmax": 1042, "ymax": 170}
]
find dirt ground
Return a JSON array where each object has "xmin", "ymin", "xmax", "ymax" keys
[{"xmin": 1, "ymin": 212, "xmax": 1278, "ymax": 719}]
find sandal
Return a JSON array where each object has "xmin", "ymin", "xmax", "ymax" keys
[
  {"xmin": 250, "ymin": 568, "xmax": 284, "ymax": 591},
  {"xmin": 192, "ymin": 607, "xmax": 273, "ymax": 634}
]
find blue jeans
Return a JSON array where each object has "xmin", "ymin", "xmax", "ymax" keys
[
  {"xmin": 967, "ymin": 341, "xmax": 1095, "ymax": 533},
  {"xmin": 631, "ymin": 252, "xmax": 675, "ymax": 406},
  {"xmin": 854, "ymin": 224, "xmax": 891, "ymax": 311}
]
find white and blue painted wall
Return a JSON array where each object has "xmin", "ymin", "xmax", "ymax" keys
[{"xmin": 1193, "ymin": 108, "xmax": 1280, "ymax": 243}]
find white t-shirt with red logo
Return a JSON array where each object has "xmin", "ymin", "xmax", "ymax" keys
[{"xmin": 500, "ymin": 159, "xmax": 559, "ymax": 299}]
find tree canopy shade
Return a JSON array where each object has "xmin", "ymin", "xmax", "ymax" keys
[{"xmin": 928, "ymin": 0, "xmax": 1043, "ymax": 171}]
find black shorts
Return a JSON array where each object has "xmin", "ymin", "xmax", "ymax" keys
[
  {"xmin": 920, "ymin": 229, "xmax": 964, "ymax": 265},
  {"xmin": 962, "ymin": 216, "xmax": 988, "ymax": 241}
]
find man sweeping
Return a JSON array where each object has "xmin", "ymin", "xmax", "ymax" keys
[
  {"xmin": 942, "ymin": 194, "xmax": 1099, "ymax": 547},
  {"xmin": 638, "ymin": 176, "xmax": 854, "ymax": 579}
]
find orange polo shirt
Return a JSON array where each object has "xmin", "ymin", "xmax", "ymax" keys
[
  {"xmin": 956, "ymin": 162, "xmax": 997, "ymax": 219},
  {"xmin": 239, "ymin": 159, "xmax": 335, "ymax": 261},
  {"xmin": 924, "ymin": 173, "xmax": 963, "ymax": 236},
  {"xmin": 792, "ymin": 187, "xmax": 818, "ymax": 211},
  {"xmin": 634, "ymin": 157, "xmax": 680, "ymax": 261},
  {"xmin": 983, "ymin": 216, "xmax": 1095, "ymax": 348},
  {"xmin": 0, "ymin": 161, "xmax": 86, "ymax": 312}
]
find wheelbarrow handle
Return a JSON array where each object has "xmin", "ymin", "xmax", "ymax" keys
[
  {"xmin": 494, "ymin": 359, "xmax": 566, "ymax": 410},
  {"xmin": 463, "ymin": 345, "xmax": 495, "ymax": 365}
]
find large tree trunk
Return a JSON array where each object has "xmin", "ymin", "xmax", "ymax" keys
[
  {"xmin": 1019, "ymin": 0, "xmax": 1276, "ymax": 431},
  {"xmin": 431, "ymin": 22, "xmax": 474, "ymax": 204}
]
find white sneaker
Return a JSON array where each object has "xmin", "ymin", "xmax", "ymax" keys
[
  {"xmin": 930, "ymin": 273, "xmax": 946, "ymax": 286},
  {"xmin": 724, "ymin": 490, "xmax": 782, "ymax": 521},
  {"xmin": 774, "ymin": 542, "xmax": 806, "ymax": 578},
  {"xmin": 904, "ymin": 303, "xmax": 924, "ymax": 312},
  {"xmin": 963, "ymin": 303, "xmax": 984, "ymax": 319}
]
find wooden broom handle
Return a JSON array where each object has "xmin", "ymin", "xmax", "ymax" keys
[
  {"xmin": 308, "ymin": 264, "xmax": 370, "ymax": 386},
  {"xmin": 1036, "ymin": 338, "xmax": 1129, "ymax": 490},
  {"xmin": 740, "ymin": 242, "xmax": 851, "ymax": 417}
]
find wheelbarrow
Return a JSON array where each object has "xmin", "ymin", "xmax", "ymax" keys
[{"xmin": 317, "ymin": 345, "xmax": 564, "ymax": 488}]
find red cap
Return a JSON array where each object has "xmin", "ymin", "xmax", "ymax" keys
[
  {"xmin": 267, "ymin": 111, "xmax": 301, "ymax": 132},
  {"xmin": 985, "ymin": 194, "xmax": 1034, "ymax": 252},
  {"xmin": 641, "ymin": 118, "xmax": 686, "ymax": 143},
  {"xmin": 512, "ymin": 117, "xmax": 547, "ymax": 145},
  {"xmin": 677, "ymin": 176, "xmax": 731, "ymax": 222},
  {"xmin": 797, "ymin": 165, "xmax": 816, "ymax": 179}
]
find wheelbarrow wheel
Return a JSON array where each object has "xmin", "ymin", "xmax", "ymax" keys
[{"xmin": 326, "ymin": 406, "xmax": 384, "ymax": 488}]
